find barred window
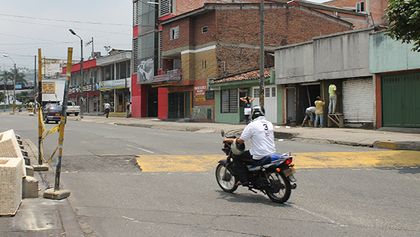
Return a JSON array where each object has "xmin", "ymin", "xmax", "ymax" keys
[
  {"xmin": 265, "ymin": 87, "xmax": 270, "ymax": 97},
  {"xmin": 170, "ymin": 26, "xmax": 179, "ymax": 40},
  {"xmin": 253, "ymin": 88, "xmax": 260, "ymax": 98},
  {"xmin": 221, "ymin": 89, "xmax": 238, "ymax": 113}
]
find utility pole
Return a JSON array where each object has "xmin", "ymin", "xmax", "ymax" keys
[
  {"xmin": 80, "ymin": 38, "xmax": 84, "ymax": 118},
  {"xmin": 34, "ymin": 55, "xmax": 37, "ymax": 108},
  {"xmin": 69, "ymin": 29, "xmax": 84, "ymax": 119},
  {"xmin": 259, "ymin": 0, "xmax": 265, "ymax": 109},
  {"xmin": 2, "ymin": 71, "xmax": 6, "ymax": 112}
]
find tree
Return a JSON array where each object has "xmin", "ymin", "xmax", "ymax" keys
[
  {"xmin": 9, "ymin": 67, "xmax": 27, "ymax": 87},
  {"xmin": 387, "ymin": 0, "xmax": 420, "ymax": 51},
  {"xmin": 0, "ymin": 71, "xmax": 11, "ymax": 104}
]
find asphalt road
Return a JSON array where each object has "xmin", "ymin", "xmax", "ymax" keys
[{"xmin": 1, "ymin": 114, "xmax": 420, "ymax": 237}]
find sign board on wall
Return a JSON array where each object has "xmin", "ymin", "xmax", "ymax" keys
[
  {"xmin": 98, "ymin": 78, "xmax": 131, "ymax": 91},
  {"xmin": 42, "ymin": 82, "xmax": 56, "ymax": 94},
  {"xmin": 194, "ymin": 85, "xmax": 206, "ymax": 102}
]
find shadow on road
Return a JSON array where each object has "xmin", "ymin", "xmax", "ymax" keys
[{"xmin": 214, "ymin": 190, "xmax": 294, "ymax": 207}]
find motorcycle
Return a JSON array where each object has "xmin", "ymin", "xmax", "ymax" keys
[{"xmin": 216, "ymin": 130, "xmax": 297, "ymax": 203}]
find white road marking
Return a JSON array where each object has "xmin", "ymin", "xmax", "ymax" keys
[
  {"xmin": 290, "ymin": 204, "xmax": 347, "ymax": 227},
  {"xmin": 126, "ymin": 144, "xmax": 154, "ymax": 154}
]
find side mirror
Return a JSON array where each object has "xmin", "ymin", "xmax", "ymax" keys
[{"xmin": 221, "ymin": 130, "xmax": 225, "ymax": 137}]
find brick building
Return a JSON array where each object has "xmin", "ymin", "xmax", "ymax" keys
[
  {"xmin": 323, "ymin": 0, "xmax": 388, "ymax": 26},
  {"xmin": 153, "ymin": 2, "xmax": 354, "ymax": 122},
  {"xmin": 131, "ymin": 0, "xmax": 363, "ymax": 121}
]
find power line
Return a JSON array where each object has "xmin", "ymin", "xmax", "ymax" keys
[{"xmin": 0, "ymin": 12, "xmax": 131, "ymax": 27}]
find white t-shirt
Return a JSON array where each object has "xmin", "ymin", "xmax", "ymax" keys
[
  {"xmin": 104, "ymin": 103, "xmax": 111, "ymax": 109},
  {"xmin": 240, "ymin": 116, "xmax": 276, "ymax": 160}
]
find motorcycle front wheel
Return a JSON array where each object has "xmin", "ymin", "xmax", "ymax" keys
[
  {"xmin": 215, "ymin": 163, "xmax": 238, "ymax": 193},
  {"xmin": 265, "ymin": 172, "xmax": 291, "ymax": 203}
]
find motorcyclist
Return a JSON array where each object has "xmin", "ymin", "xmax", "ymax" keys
[{"xmin": 223, "ymin": 105, "xmax": 276, "ymax": 186}]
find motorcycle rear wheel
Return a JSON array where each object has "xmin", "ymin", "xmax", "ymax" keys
[
  {"xmin": 215, "ymin": 163, "xmax": 238, "ymax": 193},
  {"xmin": 266, "ymin": 172, "xmax": 291, "ymax": 203}
]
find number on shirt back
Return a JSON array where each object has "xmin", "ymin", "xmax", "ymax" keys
[{"xmin": 263, "ymin": 124, "xmax": 268, "ymax": 130}]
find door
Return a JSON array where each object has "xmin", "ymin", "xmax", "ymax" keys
[
  {"xmin": 251, "ymin": 86, "xmax": 277, "ymax": 123},
  {"xmin": 382, "ymin": 73, "xmax": 420, "ymax": 127},
  {"xmin": 286, "ymin": 87, "xmax": 297, "ymax": 124}
]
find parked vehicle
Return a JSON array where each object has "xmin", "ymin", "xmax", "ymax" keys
[
  {"xmin": 66, "ymin": 101, "xmax": 80, "ymax": 116},
  {"xmin": 215, "ymin": 130, "xmax": 297, "ymax": 203},
  {"xmin": 43, "ymin": 103, "xmax": 62, "ymax": 124}
]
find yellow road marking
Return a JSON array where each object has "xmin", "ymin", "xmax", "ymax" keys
[{"xmin": 136, "ymin": 151, "xmax": 420, "ymax": 172}]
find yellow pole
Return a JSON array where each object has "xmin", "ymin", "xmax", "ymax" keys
[
  {"xmin": 37, "ymin": 48, "xmax": 44, "ymax": 165},
  {"xmin": 54, "ymin": 47, "xmax": 72, "ymax": 191}
]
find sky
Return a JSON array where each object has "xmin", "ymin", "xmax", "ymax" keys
[{"xmin": 0, "ymin": 0, "xmax": 327, "ymax": 70}]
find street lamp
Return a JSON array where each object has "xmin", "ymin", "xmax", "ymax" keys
[
  {"xmin": 2, "ymin": 54, "xmax": 16, "ymax": 114},
  {"xmin": 69, "ymin": 29, "xmax": 84, "ymax": 119}
]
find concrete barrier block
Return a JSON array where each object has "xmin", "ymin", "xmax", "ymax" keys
[
  {"xmin": 22, "ymin": 176, "xmax": 39, "ymax": 199},
  {"xmin": 0, "ymin": 129, "xmax": 27, "ymax": 216},
  {"xmin": 25, "ymin": 165, "xmax": 34, "ymax": 177},
  {"xmin": 0, "ymin": 158, "xmax": 23, "ymax": 215}
]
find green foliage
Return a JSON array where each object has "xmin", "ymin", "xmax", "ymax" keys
[{"xmin": 387, "ymin": 0, "xmax": 420, "ymax": 51}]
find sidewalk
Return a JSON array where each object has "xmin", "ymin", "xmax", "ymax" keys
[
  {"xmin": 77, "ymin": 115, "xmax": 420, "ymax": 151},
  {"xmin": 0, "ymin": 138, "xmax": 83, "ymax": 237}
]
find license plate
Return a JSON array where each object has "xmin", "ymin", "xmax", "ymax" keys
[
  {"xmin": 55, "ymin": 113, "xmax": 60, "ymax": 116},
  {"xmin": 283, "ymin": 167, "xmax": 296, "ymax": 177}
]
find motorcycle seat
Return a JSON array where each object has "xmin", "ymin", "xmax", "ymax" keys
[{"xmin": 247, "ymin": 153, "xmax": 291, "ymax": 171}]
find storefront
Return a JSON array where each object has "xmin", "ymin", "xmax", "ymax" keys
[{"xmin": 99, "ymin": 78, "xmax": 131, "ymax": 112}]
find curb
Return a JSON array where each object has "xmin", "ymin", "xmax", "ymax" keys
[{"xmin": 373, "ymin": 141, "xmax": 420, "ymax": 151}]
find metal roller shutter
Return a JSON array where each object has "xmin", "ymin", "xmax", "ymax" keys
[
  {"xmin": 342, "ymin": 78, "xmax": 374, "ymax": 123},
  {"xmin": 382, "ymin": 73, "xmax": 420, "ymax": 127}
]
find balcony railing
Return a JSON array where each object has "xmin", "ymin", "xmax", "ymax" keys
[{"xmin": 140, "ymin": 69, "xmax": 182, "ymax": 84}]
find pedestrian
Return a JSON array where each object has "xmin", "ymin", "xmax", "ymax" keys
[
  {"xmin": 104, "ymin": 102, "xmax": 111, "ymax": 118},
  {"xmin": 126, "ymin": 101, "xmax": 131, "ymax": 118},
  {"xmin": 302, "ymin": 106, "xmax": 316, "ymax": 127},
  {"xmin": 328, "ymin": 83, "xmax": 337, "ymax": 114},
  {"xmin": 314, "ymin": 96, "xmax": 325, "ymax": 128},
  {"xmin": 240, "ymin": 95, "xmax": 254, "ymax": 124}
]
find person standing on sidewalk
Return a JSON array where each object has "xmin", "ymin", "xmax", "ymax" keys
[
  {"xmin": 328, "ymin": 83, "xmax": 337, "ymax": 114},
  {"xmin": 104, "ymin": 102, "xmax": 111, "ymax": 118},
  {"xmin": 314, "ymin": 96, "xmax": 325, "ymax": 128},
  {"xmin": 240, "ymin": 95, "xmax": 254, "ymax": 124},
  {"xmin": 126, "ymin": 101, "xmax": 131, "ymax": 118}
]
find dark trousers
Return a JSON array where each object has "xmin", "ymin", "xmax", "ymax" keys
[{"xmin": 232, "ymin": 150, "xmax": 254, "ymax": 183}]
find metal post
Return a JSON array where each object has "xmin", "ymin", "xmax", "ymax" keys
[
  {"xmin": 80, "ymin": 38, "xmax": 84, "ymax": 118},
  {"xmin": 3, "ymin": 71, "xmax": 6, "ymax": 112},
  {"xmin": 54, "ymin": 47, "xmax": 73, "ymax": 191},
  {"xmin": 34, "ymin": 55, "xmax": 37, "ymax": 108},
  {"xmin": 12, "ymin": 63, "xmax": 16, "ymax": 113},
  {"xmin": 69, "ymin": 29, "xmax": 84, "ymax": 118},
  {"xmin": 259, "ymin": 0, "xmax": 265, "ymax": 109},
  {"xmin": 91, "ymin": 37, "xmax": 94, "ymax": 58},
  {"xmin": 37, "ymin": 49, "xmax": 43, "ymax": 165}
]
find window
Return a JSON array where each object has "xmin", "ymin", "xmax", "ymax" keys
[
  {"xmin": 221, "ymin": 89, "xmax": 238, "ymax": 113},
  {"xmin": 265, "ymin": 88, "xmax": 270, "ymax": 97},
  {"xmin": 356, "ymin": 1, "xmax": 365, "ymax": 12},
  {"xmin": 272, "ymin": 87, "xmax": 276, "ymax": 97},
  {"xmin": 170, "ymin": 26, "xmax": 179, "ymax": 40},
  {"xmin": 253, "ymin": 88, "xmax": 260, "ymax": 98},
  {"xmin": 201, "ymin": 26, "xmax": 208, "ymax": 34}
]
